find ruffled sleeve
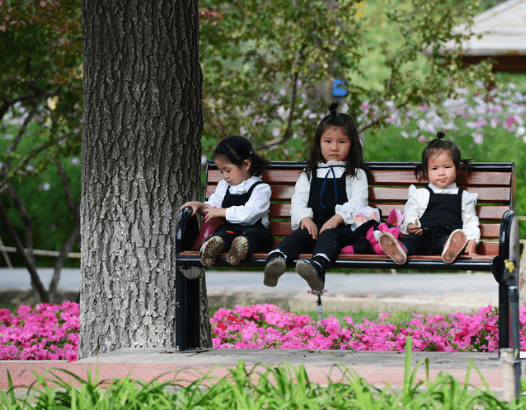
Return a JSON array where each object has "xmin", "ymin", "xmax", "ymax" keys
[
  {"xmin": 400, "ymin": 185, "xmax": 427, "ymax": 235},
  {"xmin": 461, "ymin": 190, "xmax": 480, "ymax": 243},
  {"xmin": 290, "ymin": 172, "xmax": 313, "ymax": 230}
]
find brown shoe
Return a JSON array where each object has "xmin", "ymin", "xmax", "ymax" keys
[
  {"xmin": 441, "ymin": 229, "xmax": 467, "ymax": 263},
  {"xmin": 200, "ymin": 236, "xmax": 224, "ymax": 266},
  {"xmin": 379, "ymin": 232, "xmax": 407, "ymax": 265},
  {"xmin": 226, "ymin": 236, "xmax": 249, "ymax": 266}
]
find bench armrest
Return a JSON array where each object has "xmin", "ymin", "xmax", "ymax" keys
[
  {"xmin": 493, "ymin": 210, "xmax": 520, "ymax": 283},
  {"xmin": 176, "ymin": 206, "xmax": 200, "ymax": 254}
]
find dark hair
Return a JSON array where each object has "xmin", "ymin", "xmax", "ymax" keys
[
  {"xmin": 213, "ymin": 135, "xmax": 268, "ymax": 176},
  {"xmin": 305, "ymin": 102, "xmax": 372, "ymax": 181},
  {"xmin": 415, "ymin": 131, "xmax": 471, "ymax": 180}
]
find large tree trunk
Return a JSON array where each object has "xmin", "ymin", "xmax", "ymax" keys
[{"xmin": 80, "ymin": 0, "xmax": 210, "ymax": 358}]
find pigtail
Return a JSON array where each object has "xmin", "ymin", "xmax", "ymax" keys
[{"xmin": 329, "ymin": 102, "xmax": 339, "ymax": 118}]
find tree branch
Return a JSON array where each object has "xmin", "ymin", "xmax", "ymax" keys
[{"xmin": 0, "ymin": 197, "xmax": 49, "ymax": 303}]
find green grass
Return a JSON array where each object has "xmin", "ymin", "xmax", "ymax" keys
[{"xmin": 2, "ymin": 337, "xmax": 523, "ymax": 409}]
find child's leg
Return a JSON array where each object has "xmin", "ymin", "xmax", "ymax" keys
[
  {"xmin": 227, "ymin": 224, "xmax": 274, "ymax": 265},
  {"xmin": 296, "ymin": 227, "xmax": 345, "ymax": 291},
  {"xmin": 200, "ymin": 223, "xmax": 235, "ymax": 266},
  {"xmin": 264, "ymin": 229, "xmax": 315, "ymax": 287}
]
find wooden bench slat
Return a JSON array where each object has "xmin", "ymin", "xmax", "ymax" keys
[
  {"xmin": 208, "ymin": 169, "xmax": 512, "ymax": 187},
  {"xmin": 371, "ymin": 170, "xmax": 511, "ymax": 186},
  {"xmin": 369, "ymin": 186, "xmax": 511, "ymax": 202},
  {"xmin": 375, "ymin": 204, "xmax": 510, "ymax": 221}
]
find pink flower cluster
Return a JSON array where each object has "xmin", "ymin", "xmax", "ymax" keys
[
  {"xmin": 212, "ymin": 304, "xmax": 526, "ymax": 352},
  {"xmin": 0, "ymin": 301, "xmax": 79, "ymax": 361}
]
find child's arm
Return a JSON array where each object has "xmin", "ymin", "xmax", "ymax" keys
[
  {"xmin": 400, "ymin": 185, "xmax": 425, "ymax": 235},
  {"xmin": 461, "ymin": 191, "xmax": 480, "ymax": 255},
  {"xmin": 300, "ymin": 217, "xmax": 318, "ymax": 239},
  {"xmin": 180, "ymin": 201, "xmax": 208, "ymax": 217},
  {"xmin": 335, "ymin": 169, "xmax": 369, "ymax": 226},
  {"xmin": 319, "ymin": 214, "xmax": 344, "ymax": 234},
  {"xmin": 291, "ymin": 172, "xmax": 314, "ymax": 230}
]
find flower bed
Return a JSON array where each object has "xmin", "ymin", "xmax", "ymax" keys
[
  {"xmin": 2, "ymin": 302, "xmax": 526, "ymax": 361},
  {"xmin": 0, "ymin": 301, "xmax": 79, "ymax": 361},
  {"xmin": 212, "ymin": 304, "xmax": 526, "ymax": 352}
]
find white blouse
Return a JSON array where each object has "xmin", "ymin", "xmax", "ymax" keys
[
  {"xmin": 290, "ymin": 161, "xmax": 369, "ymax": 230},
  {"xmin": 205, "ymin": 176, "xmax": 271, "ymax": 227},
  {"xmin": 400, "ymin": 182, "xmax": 481, "ymax": 242}
]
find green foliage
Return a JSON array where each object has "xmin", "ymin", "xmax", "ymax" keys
[
  {"xmin": 199, "ymin": 0, "xmax": 494, "ymax": 160},
  {"xmin": 0, "ymin": 0, "xmax": 82, "ymax": 185}
]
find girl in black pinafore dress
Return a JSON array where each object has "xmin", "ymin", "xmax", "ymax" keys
[
  {"xmin": 264, "ymin": 103, "xmax": 373, "ymax": 291},
  {"xmin": 181, "ymin": 136, "xmax": 274, "ymax": 267},
  {"xmin": 378, "ymin": 132, "xmax": 480, "ymax": 265}
]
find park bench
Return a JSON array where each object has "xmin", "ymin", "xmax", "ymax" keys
[{"xmin": 176, "ymin": 160, "xmax": 521, "ymax": 354}]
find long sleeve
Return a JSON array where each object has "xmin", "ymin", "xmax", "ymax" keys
[
  {"xmin": 290, "ymin": 172, "xmax": 313, "ymax": 230},
  {"xmin": 400, "ymin": 185, "xmax": 426, "ymax": 235},
  {"xmin": 205, "ymin": 180, "xmax": 228, "ymax": 208},
  {"xmin": 461, "ymin": 190, "xmax": 480, "ymax": 243}
]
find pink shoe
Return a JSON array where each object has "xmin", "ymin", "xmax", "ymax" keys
[
  {"xmin": 341, "ymin": 245, "xmax": 354, "ymax": 254},
  {"xmin": 387, "ymin": 209, "xmax": 404, "ymax": 231},
  {"xmin": 379, "ymin": 232, "xmax": 407, "ymax": 265}
]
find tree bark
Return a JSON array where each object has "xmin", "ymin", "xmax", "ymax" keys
[{"xmin": 80, "ymin": 0, "xmax": 208, "ymax": 358}]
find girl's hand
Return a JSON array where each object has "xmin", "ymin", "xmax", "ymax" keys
[
  {"xmin": 180, "ymin": 201, "xmax": 202, "ymax": 217},
  {"xmin": 300, "ymin": 217, "xmax": 318, "ymax": 239},
  {"xmin": 407, "ymin": 223, "xmax": 423, "ymax": 236},
  {"xmin": 203, "ymin": 207, "xmax": 226, "ymax": 223},
  {"xmin": 320, "ymin": 214, "xmax": 344, "ymax": 234},
  {"xmin": 464, "ymin": 239, "xmax": 477, "ymax": 255}
]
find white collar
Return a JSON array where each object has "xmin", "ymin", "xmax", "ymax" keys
[
  {"xmin": 428, "ymin": 182, "xmax": 458, "ymax": 193},
  {"xmin": 317, "ymin": 160, "xmax": 346, "ymax": 168}
]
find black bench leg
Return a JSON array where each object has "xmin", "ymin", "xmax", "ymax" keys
[
  {"xmin": 499, "ymin": 281, "xmax": 511, "ymax": 352},
  {"xmin": 176, "ymin": 266, "xmax": 201, "ymax": 351}
]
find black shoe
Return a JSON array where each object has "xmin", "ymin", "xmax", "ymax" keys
[
  {"xmin": 295, "ymin": 260, "xmax": 324, "ymax": 291},
  {"xmin": 264, "ymin": 255, "xmax": 286, "ymax": 287}
]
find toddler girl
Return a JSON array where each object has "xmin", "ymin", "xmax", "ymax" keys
[
  {"xmin": 264, "ymin": 103, "xmax": 372, "ymax": 291},
  {"xmin": 181, "ymin": 136, "xmax": 274, "ymax": 266},
  {"xmin": 379, "ymin": 132, "xmax": 480, "ymax": 264}
]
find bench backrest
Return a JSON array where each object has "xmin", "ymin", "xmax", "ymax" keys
[{"xmin": 205, "ymin": 161, "xmax": 515, "ymax": 256}]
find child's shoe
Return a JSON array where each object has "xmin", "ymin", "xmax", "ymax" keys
[
  {"xmin": 264, "ymin": 253, "xmax": 286, "ymax": 287},
  {"xmin": 226, "ymin": 236, "xmax": 249, "ymax": 266},
  {"xmin": 295, "ymin": 260, "xmax": 324, "ymax": 291},
  {"xmin": 200, "ymin": 236, "xmax": 224, "ymax": 266},
  {"xmin": 441, "ymin": 229, "xmax": 467, "ymax": 263},
  {"xmin": 379, "ymin": 232, "xmax": 407, "ymax": 265}
]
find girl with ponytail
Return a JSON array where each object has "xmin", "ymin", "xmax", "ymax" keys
[{"xmin": 264, "ymin": 103, "xmax": 372, "ymax": 291}]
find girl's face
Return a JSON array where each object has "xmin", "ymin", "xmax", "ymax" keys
[
  {"xmin": 426, "ymin": 150, "xmax": 458, "ymax": 188},
  {"xmin": 320, "ymin": 127, "xmax": 351, "ymax": 162},
  {"xmin": 214, "ymin": 155, "xmax": 251, "ymax": 186}
]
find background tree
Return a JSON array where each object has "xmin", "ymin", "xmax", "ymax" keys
[
  {"xmin": 79, "ymin": 0, "xmax": 210, "ymax": 358},
  {"xmin": 0, "ymin": 0, "xmax": 82, "ymax": 302},
  {"xmin": 199, "ymin": 0, "xmax": 495, "ymax": 159}
]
